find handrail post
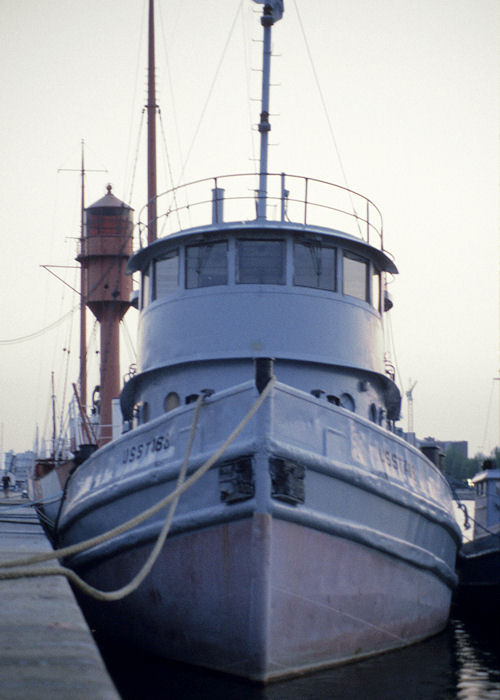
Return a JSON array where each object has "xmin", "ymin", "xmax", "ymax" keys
[
  {"xmin": 211, "ymin": 177, "xmax": 224, "ymax": 224},
  {"xmin": 366, "ymin": 200, "xmax": 370, "ymax": 244},
  {"xmin": 304, "ymin": 177, "xmax": 309, "ymax": 225},
  {"xmin": 280, "ymin": 172, "xmax": 289, "ymax": 222},
  {"xmin": 212, "ymin": 183, "xmax": 224, "ymax": 224}
]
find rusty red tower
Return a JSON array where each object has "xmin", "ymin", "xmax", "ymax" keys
[{"xmin": 81, "ymin": 185, "xmax": 133, "ymax": 445}]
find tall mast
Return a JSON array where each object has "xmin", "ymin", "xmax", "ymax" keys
[
  {"xmin": 60, "ymin": 141, "xmax": 106, "ymax": 413},
  {"xmin": 256, "ymin": 1, "xmax": 284, "ymax": 220},
  {"xmin": 147, "ymin": 0, "xmax": 158, "ymax": 244},
  {"xmin": 51, "ymin": 371, "xmax": 57, "ymax": 459},
  {"xmin": 79, "ymin": 140, "xmax": 87, "ymax": 411}
]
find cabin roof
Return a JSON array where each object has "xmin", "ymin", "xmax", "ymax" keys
[
  {"xmin": 472, "ymin": 468, "xmax": 500, "ymax": 484},
  {"xmin": 87, "ymin": 185, "xmax": 133, "ymax": 211}
]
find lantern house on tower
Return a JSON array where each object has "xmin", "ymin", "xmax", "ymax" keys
[{"xmin": 80, "ymin": 185, "xmax": 133, "ymax": 445}]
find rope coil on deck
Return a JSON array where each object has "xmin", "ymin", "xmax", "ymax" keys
[{"xmin": 0, "ymin": 378, "xmax": 275, "ymax": 601}]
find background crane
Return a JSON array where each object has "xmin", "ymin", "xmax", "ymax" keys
[{"xmin": 406, "ymin": 379, "xmax": 418, "ymax": 443}]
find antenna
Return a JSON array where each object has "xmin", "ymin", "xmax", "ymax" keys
[{"xmin": 255, "ymin": 0, "xmax": 284, "ymax": 219}]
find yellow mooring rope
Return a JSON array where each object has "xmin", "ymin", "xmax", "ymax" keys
[{"xmin": 0, "ymin": 378, "xmax": 275, "ymax": 601}]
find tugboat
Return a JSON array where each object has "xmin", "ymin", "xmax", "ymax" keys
[
  {"xmin": 30, "ymin": 0, "xmax": 461, "ymax": 682},
  {"xmin": 456, "ymin": 459, "xmax": 500, "ymax": 611}
]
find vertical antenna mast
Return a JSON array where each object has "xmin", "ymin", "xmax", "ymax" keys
[
  {"xmin": 147, "ymin": 0, "xmax": 158, "ymax": 244},
  {"xmin": 256, "ymin": 1, "xmax": 284, "ymax": 220}
]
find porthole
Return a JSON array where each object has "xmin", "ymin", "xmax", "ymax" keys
[
  {"xmin": 340, "ymin": 393, "xmax": 355, "ymax": 412},
  {"xmin": 164, "ymin": 392, "xmax": 180, "ymax": 413}
]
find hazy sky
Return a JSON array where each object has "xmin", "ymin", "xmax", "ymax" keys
[{"xmin": 0, "ymin": 0, "xmax": 498, "ymax": 458}]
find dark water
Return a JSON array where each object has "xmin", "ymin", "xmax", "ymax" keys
[{"xmin": 96, "ymin": 611, "xmax": 500, "ymax": 700}]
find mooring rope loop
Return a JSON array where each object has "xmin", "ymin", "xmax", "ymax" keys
[
  {"xmin": 0, "ymin": 378, "xmax": 275, "ymax": 602},
  {"xmin": 449, "ymin": 480, "xmax": 500, "ymax": 541}
]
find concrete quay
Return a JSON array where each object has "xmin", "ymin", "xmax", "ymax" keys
[{"xmin": 0, "ymin": 495, "xmax": 120, "ymax": 699}]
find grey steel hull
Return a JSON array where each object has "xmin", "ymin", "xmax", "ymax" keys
[
  {"xmin": 72, "ymin": 514, "xmax": 453, "ymax": 681},
  {"xmin": 54, "ymin": 381, "xmax": 460, "ymax": 681}
]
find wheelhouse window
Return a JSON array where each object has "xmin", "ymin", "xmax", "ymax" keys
[
  {"xmin": 237, "ymin": 239, "xmax": 285, "ymax": 285},
  {"xmin": 141, "ymin": 265, "xmax": 150, "ymax": 308},
  {"xmin": 186, "ymin": 241, "xmax": 228, "ymax": 289},
  {"xmin": 343, "ymin": 252, "xmax": 368, "ymax": 301},
  {"xmin": 371, "ymin": 269, "xmax": 381, "ymax": 311},
  {"xmin": 154, "ymin": 250, "xmax": 178, "ymax": 299},
  {"xmin": 294, "ymin": 240, "xmax": 336, "ymax": 291}
]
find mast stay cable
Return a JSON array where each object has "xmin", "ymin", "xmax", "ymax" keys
[
  {"xmin": 292, "ymin": 0, "xmax": 363, "ymax": 238},
  {"xmin": 127, "ymin": 108, "xmax": 146, "ymax": 207},
  {"xmin": 175, "ymin": 1, "xmax": 244, "ymax": 189},
  {"xmin": 124, "ymin": 1, "xmax": 147, "ymax": 204}
]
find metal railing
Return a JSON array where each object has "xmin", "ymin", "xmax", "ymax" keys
[{"xmin": 137, "ymin": 173, "xmax": 384, "ymax": 251}]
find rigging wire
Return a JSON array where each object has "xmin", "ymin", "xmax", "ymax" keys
[
  {"xmin": 158, "ymin": 108, "xmax": 181, "ymax": 234},
  {"xmin": 0, "ymin": 307, "xmax": 78, "ymax": 345},
  {"xmin": 121, "ymin": 317, "xmax": 137, "ymax": 364},
  {"xmin": 0, "ymin": 220, "xmax": 133, "ymax": 347},
  {"xmin": 127, "ymin": 108, "xmax": 146, "ymax": 206},
  {"xmin": 84, "ymin": 319, "xmax": 99, "ymax": 413},
  {"xmin": 292, "ymin": 0, "xmax": 363, "ymax": 238},
  {"xmin": 157, "ymin": 0, "xmax": 190, "ymax": 221},
  {"xmin": 385, "ymin": 307, "xmax": 405, "ymax": 396},
  {"xmin": 157, "ymin": 0, "xmax": 183, "ymax": 178},
  {"xmin": 4, "ymin": 225, "xmax": 132, "ymax": 459},
  {"xmin": 124, "ymin": 0, "xmax": 147, "ymax": 202},
  {"xmin": 57, "ymin": 329, "xmax": 74, "ymax": 450},
  {"xmin": 176, "ymin": 0, "xmax": 244, "ymax": 187},
  {"xmin": 242, "ymin": 3, "xmax": 258, "ymax": 171},
  {"xmin": 480, "ymin": 378, "xmax": 496, "ymax": 450}
]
